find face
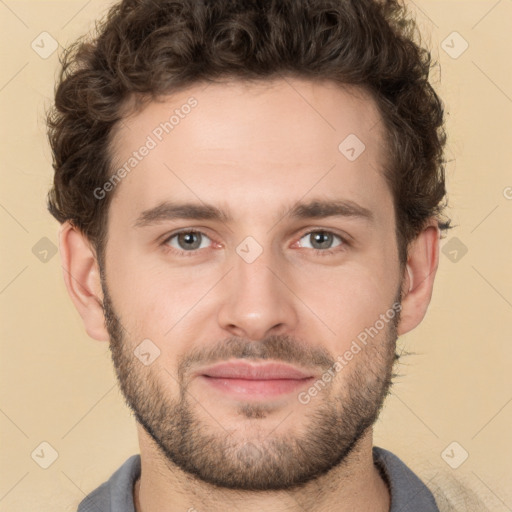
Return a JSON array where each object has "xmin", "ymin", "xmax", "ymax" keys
[{"xmin": 101, "ymin": 78, "xmax": 404, "ymax": 490}]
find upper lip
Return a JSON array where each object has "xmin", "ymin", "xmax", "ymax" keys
[{"xmin": 197, "ymin": 361, "xmax": 314, "ymax": 380}]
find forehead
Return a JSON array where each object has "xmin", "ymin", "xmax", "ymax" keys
[{"xmin": 107, "ymin": 78, "xmax": 392, "ymax": 227}]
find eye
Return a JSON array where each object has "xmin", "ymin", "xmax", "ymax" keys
[
  {"xmin": 297, "ymin": 230, "xmax": 346, "ymax": 254},
  {"xmin": 161, "ymin": 228, "xmax": 348, "ymax": 257},
  {"xmin": 163, "ymin": 230, "xmax": 213, "ymax": 253}
]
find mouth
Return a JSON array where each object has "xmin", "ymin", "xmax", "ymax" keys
[{"xmin": 195, "ymin": 361, "xmax": 315, "ymax": 398}]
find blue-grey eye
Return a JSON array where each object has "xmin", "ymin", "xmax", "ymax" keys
[
  {"xmin": 299, "ymin": 231, "xmax": 343, "ymax": 250},
  {"xmin": 167, "ymin": 231, "xmax": 211, "ymax": 251}
]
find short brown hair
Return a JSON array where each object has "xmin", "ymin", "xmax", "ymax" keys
[{"xmin": 46, "ymin": 0, "xmax": 452, "ymax": 268}]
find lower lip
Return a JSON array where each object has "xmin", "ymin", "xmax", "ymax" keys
[{"xmin": 199, "ymin": 375, "xmax": 314, "ymax": 398}]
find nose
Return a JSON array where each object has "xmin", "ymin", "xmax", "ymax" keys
[{"xmin": 217, "ymin": 245, "xmax": 299, "ymax": 341}]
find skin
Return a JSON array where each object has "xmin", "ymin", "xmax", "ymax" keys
[{"xmin": 59, "ymin": 77, "xmax": 440, "ymax": 512}]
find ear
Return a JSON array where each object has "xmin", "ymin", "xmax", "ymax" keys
[
  {"xmin": 397, "ymin": 219, "xmax": 440, "ymax": 336},
  {"xmin": 58, "ymin": 221, "xmax": 110, "ymax": 342}
]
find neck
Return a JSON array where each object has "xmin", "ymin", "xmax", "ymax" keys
[{"xmin": 133, "ymin": 426, "xmax": 390, "ymax": 512}]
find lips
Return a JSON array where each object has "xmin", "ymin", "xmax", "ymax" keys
[
  {"xmin": 194, "ymin": 361, "xmax": 316, "ymax": 398},
  {"xmin": 198, "ymin": 361, "xmax": 313, "ymax": 380}
]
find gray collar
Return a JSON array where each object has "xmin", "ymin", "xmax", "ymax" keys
[{"xmin": 77, "ymin": 447, "xmax": 440, "ymax": 511}]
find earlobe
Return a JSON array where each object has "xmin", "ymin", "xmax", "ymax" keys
[
  {"xmin": 58, "ymin": 221, "xmax": 110, "ymax": 342},
  {"xmin": 397, "ymin": 221, "xmax": 440, "ymax": 337}
]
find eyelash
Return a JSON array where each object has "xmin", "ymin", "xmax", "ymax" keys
[{"xmin": 160, "ymin": 229, "xmax": 350, "ymax": 257}]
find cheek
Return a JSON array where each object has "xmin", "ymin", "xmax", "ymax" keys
[
  {"xmin": 294, "ymin": 262, "xmax": 398, "ymax": 345},
  {"xmin": 104, "ymin": 246, "xmax": 200, "ymax": 338},
  {"xmin": 119, "ymin": 273, "xmax": 238, "ymax": 380},
  {"xmin": 121, "ymin": 273, "xmax": 206, "ymax": 336}
]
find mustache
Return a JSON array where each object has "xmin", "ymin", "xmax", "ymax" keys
[{"xmin": 177, "ymin": 334, "xmax": 335, "ymax": 381}]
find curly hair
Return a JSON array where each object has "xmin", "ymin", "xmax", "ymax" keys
[{"xmin": 46, "ymin": 0, "xmax": 452, "ymax": 268}]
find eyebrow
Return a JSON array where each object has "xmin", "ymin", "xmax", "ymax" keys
[{"xmin": 133, "ymin": 198, "xmax": 374, "ymax": 228}]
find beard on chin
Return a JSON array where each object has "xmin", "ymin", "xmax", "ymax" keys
[{"xmin": 101, "ymin": 274, "xmax": 401, "ymax": 491}]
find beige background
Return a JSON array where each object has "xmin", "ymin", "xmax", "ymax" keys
[{"xmin": 0, "ymin": 1, "xmax": 511, "ymax": 510}]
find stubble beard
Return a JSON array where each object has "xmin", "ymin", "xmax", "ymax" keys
[{"xmin": 101, "ymin": 273, "xmax": 401, "ymax": 491}]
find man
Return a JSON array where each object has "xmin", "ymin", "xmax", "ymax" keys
[{"xmin": 46, "ymin": 0, "xmax": 452, "ymax": 510}]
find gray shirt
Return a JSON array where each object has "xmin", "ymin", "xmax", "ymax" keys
[{"xmin": 76, "ymin": 446, "xmax": 440, "ymax": 511}]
